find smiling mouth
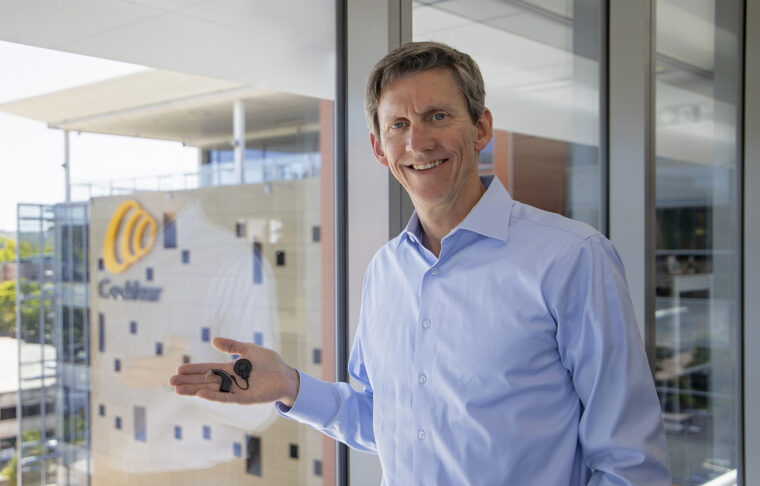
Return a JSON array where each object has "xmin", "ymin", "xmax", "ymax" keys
[{"xmin": 411, "ymin": 159, "xmax": 447, "ymax": 171}]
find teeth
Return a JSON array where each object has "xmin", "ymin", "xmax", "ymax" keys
[{"xmin": 412, "ymin": 159, "xmax": 444, "ymax": 170}]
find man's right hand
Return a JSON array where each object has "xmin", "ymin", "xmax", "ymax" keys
[{"xmin": 168, "ymin": 337, "xmax": 300, "ymax": 408}]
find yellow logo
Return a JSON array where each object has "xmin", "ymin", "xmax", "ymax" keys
[{"xmin": 103, "ymin": 200, "xmax": 157, "ymax": 274}]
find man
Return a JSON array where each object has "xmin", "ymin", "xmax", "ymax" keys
[{"xmin": 170, "ymin": 41, "xmax": 670, "ymax": 485}]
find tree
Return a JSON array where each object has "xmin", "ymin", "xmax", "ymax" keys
[
  {"xmin": 0, "ymin": 280, "xmax": 50, "ymax": 341},
  {"xmin": 1, "ymin": 430, "xmax": 43, "ymax": 484},
  {"xmin": 0, "ymin": 235, "xmax": 42, "ymax": 263},
  {"xmin": 0, "ymin": 236, "xmax": 15, "ymax": 263},
  {"xmin": 0, "ymin": 280, "xmax": 16, "ymax": 336},
  {"xmin": 0, "ymin": 452, "xmax": 16, "ymax": 484}
]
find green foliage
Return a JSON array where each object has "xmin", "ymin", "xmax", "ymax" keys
[
  {"xmin": 1, "ymin": 429, "xmax": 46, "ymax": 482},
  {"xmin": 0, "ymin": 280, "xmax": 16, "ymax": 336},
  {"xmin": 0, "ymin": 280, "xmax": 51, "ymax": 341},
  {"xmin": 0, "ymin": 235, "xmax": 42, "ymax": 262},
  {"xmin": 0, "ymin": 236, "xmax": 14, "ymax": 263},
  {"xmin": 18, "ymin": 240, "xmax": 42, "ymax": 260},
  {"xmin": 22, "ymin": 429, "xmax": 42, "ymax": 455},
  {"xmin": 0, "ymin": 452, "xmax": 16, "ymax": 483}
]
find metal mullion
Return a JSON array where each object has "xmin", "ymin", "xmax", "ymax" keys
[
  {"xmin": 737, "ymin": 1, "xmax": 747, "ymax": 483},
  {"xmin": 644, "ymin": 0, "xmax": 657, "ymax": 379},
  {"xmin": 335, "ymin": 0, "xmax": 349, "ymax": 485},
  {"xmin": 15, "ymin": 204, "xmax": 23, "ymax": 486},
  {"xmin": 742, "ymin": 0, "xmax": 758, "ymax": 483},
  {"xmin": 40, "ymin": 206, "xmax": 50, "ymax": 486},
  {"xmin": 53, "ymin": 205, "xmax": 63, "ymax": 484},
  {"xmin": 608, "ymin": 0, "xmax": 655, "ymax": 355},
  {"xmin": 83, "ymin": 204, "xmax": 92, "ymax": 483},
  {"xmin": 600, "ymin": 0, "xmax": 609, "ymax": 238}
]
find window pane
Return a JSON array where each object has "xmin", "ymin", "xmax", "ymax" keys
[
  {"xmin": 2, "ymin": 2, "xmax": 338, "ymax": 484},
  {"xmin": 655, "ymin": 0, "xmax": 742, "ymax": 484},
  {"xmin": 413, "ymin": 0, "xmax": 604, "ymax": 229}
]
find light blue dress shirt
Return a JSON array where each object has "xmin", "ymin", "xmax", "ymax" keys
[{"xmin": 280, "ymin": 176, "xmax": 670, "ymax": 485}]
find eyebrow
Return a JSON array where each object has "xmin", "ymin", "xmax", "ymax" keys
[{"xmin": 383, "ymin": 104, "xmax": 455, "ymax": 124}]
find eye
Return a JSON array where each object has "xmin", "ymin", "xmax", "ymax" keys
[
  {"xmin": 432, "ymin": 112, "xmax": 447, "ymax": 121},
  {"xmin": 390, "ymin": 121, "xmax": 406, "ymax": 129}
]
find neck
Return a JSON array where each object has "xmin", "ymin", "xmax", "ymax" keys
[{"xmin": 416, "ymin": 180, "xmax": 485, "ymax": 258}]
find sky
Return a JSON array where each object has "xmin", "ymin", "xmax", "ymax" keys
[{"xmin": 0, "ymin": 41, "xmax": 198, "ymax": 232}]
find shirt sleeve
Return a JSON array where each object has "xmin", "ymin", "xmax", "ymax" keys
[
  {"xmin": 276, "ymin": 327, "xmax": 377, "ymax": 454},
  {"xmin": 551, "ymin": 235, "xmax": 671, "ymax": 486}
]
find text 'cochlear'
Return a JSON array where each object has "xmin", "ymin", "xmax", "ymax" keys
[{"xmin": 98, "ymin": 279, "xmax": 162, "ymax": 302}]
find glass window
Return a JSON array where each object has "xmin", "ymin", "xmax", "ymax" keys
[
  {"xmin": 654, "ymin": 0, "xmax": 742, "ymax": 483},
  {"xmin": 413, "ymin": 0, "xmax": 605, "ymax": 230},
  {"xmin": 1, "ymin": 2, "xmax": 338, "ymax": 484}
]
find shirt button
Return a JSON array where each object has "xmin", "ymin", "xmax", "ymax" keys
[
  {"xmin": 418, "ymin": 374, "xmax": 427, "ymax": 384},
  {"xmin": 431, "ymin": 267, "xmax": 439, "ymax": 276},
  {"xmin": 417, "ymin": 429, "xmax": 426, "ymax": 440},
  {"xmin": 422, "ymin": 319, "xmax": 431, "ymax": 329}
]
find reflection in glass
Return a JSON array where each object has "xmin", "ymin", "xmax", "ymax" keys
[
  {"xmin": 15, "ymin": 204, "xmax": 59, "ymax": 485},
  {"xmin": 655, "ymin": 0, "xmax": 741, "ymax": 484},
  {"xmin": 413, "ymin": 0, "xmax": 604, "ymax": 229},
  {"xmin": 5, "ymin": 2, "xmax": 338, "ymax": 484}
]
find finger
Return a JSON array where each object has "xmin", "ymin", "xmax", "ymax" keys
[
  {"xmin": 212, "ymin": 337, "xmax": 249, "ymax": 355},
  {"xmin": 170, "ymin": 373, "xmax": 220, "ymax": 386},
  {"xmin": 176, "ymin": 362, "xmax": 232, "ymax": 375}
]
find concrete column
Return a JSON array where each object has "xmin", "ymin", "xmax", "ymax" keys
[
  {"xmin": 345, "ymin": 0, "xmax": 411, "ymax": 483},
  {"xmin": 234, "ymin": 100, "xmax": 245, "ymax": 184},
  {"xmin": 63, "ymin": 130, "xmax": 71, "ymax": 202}
]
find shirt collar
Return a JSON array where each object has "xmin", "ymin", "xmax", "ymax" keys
[{"xmin": 397, "ymin": 175, "xmax": 513, "ymax": 248}]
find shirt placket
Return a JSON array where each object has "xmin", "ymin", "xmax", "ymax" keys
[{"xmin": 411, "ymin": 257, "xmax": 442, "ymax": 485}]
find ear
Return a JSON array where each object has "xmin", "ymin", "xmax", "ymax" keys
[
  {"xmin": 474, "ymin": 108, "xmax": 494, "ymax": 152},
  {"xmin": 370, "ymin": 132, "xmax": 389, "ymax": 167}
]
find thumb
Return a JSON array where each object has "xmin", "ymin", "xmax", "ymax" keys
[{"xmin": 211, "ymin": 336, "xmax": 248, "ymax": 355}]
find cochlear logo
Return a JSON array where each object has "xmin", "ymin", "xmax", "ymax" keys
[
  {"xmin": 99, "ymin": 200, "xmax": 163, "ymax": 302},
  {"xmin": 103, "ymin": 200, "xmax": 157, "ymax": 274}
]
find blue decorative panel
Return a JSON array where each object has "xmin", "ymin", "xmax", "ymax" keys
[
  {"xmin": 98, "ymin": 313, "xmax": 105, "ymax": 352},
  {"xmin": 163, "ymin": 213, "xmax": 177, "ymax": 248},
  {"xmin": 253, "ymin": 242, "xmax": 262, "ymax": 284},
  {"xmin": 134, "ymin": 406, "xmax": 147, "ymax": 442}
]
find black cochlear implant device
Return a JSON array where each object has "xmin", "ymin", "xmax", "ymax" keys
[{"xmin": 207, "ymin": 358, "xmax": 252, "ymax": 393}]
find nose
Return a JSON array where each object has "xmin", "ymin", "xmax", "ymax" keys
[{"xmin": 406, "ymin": 123, "xmax": 435, "ymax": 153}]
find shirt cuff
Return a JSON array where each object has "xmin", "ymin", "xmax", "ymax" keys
[{"xmin": 276, "ymin": 369, "xmax": 338, "ymax": 426}]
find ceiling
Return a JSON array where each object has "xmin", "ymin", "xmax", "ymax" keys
[
  {"xmin": 0, "ymin": 0, "xmax": 336, "ymax": 100},
  {"xmin": 0, "ymin": 69, "xmax": 321, "ymax": 147},
  {"xmin": 0, "ymin": 0, "xmax": 726, "ymax": 160}
]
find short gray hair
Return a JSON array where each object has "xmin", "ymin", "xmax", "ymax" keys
[{"xmin": 365, "ymin": 41, "xmax": 486, "ymax": 137}]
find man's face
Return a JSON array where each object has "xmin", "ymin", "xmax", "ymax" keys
[{"xmin": 370, "ymin": 68, "xmax": 492, "ymax": 213}]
